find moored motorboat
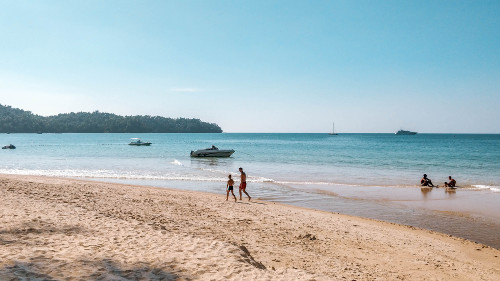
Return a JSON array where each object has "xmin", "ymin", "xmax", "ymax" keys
[
  {"xmin": 395, "ymin": 130, "xmax": 417, "ymax": 135},
  {"xmin": 190, "ymin": 145, "xmax": 235, "ymax": 157},
  {"xmin": 2, "ymin": 144, "xmax": 16, "ymax": 149},
  {"xmin": 128, "ymin": 138, "xmax": 152, "ymax": 146}
]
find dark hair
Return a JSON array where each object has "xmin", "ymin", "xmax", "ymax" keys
[
  {"xmin": 423, "ymin": 174, "xmax": 427, "ymax": 177},
  {"xmin": 228, "ymin": 174, "xmax": 232, "ymax": 178}
]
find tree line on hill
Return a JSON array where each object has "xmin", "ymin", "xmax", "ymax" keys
[{"xmin": 0, "ymin": 104, "xmax": 222, "ymax": 133}]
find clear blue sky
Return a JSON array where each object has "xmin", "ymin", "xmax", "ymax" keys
[{"xmin": 1, "ymin": 0, "xmax": 499, "ymax": 133}]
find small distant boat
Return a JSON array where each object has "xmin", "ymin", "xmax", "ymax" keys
[
  {"xmin": 190, "ymin": 145, "xmax": 235, "ymax": 157},
  {"xmin": 2, "ymin": 144, "xmax": 16, "ymax": 149},
  {"xmin": 328, "ymin": 122, "xmax": 338, "ymax": 135},
  {"xmin": 395, "ymin": 130, "xmax": 417, "ymax": 135},
  {"xmin": 128, "ymin": 138, "xmax": 152, "ymax": 146}
]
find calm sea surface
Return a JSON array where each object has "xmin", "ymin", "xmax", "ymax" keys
[{"xmin": 2, "ymin": 133, "xmax": 500, "ymax": 248}]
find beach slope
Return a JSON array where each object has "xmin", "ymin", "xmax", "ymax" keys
[{"xmin": 0, "ymin": 174, "xmax": 499, "ymax": 280}]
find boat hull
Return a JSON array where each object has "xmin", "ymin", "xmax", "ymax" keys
[
  {"xmin": 190, "ymin": 149, "xmax": 235, "ymax": 157},
  {"xmin": 395, "ymin": 130, "xmax": 417, "ymax": 135},
  {"xmin": 128, "ymin": 142, "xmax": 152, "ymax": 146}
]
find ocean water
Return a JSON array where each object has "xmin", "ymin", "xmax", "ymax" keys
[{"xmin": 2, "ymin": 133, "xmax": 500, "ymax": 248}]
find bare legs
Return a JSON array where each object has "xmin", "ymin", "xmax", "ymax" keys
[
  {"xmin": 226, "ymin": 190, "xmax": 237, "ymax": 202},
  {"xmin": 239, "ymin": 189, "xmax": 251, "ymax": 201}
]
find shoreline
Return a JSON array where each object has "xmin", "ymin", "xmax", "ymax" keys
[
  {"xmin": 1, "ymin": 174, "xmax": 499, "ymax": 280},
  {"xmin": 79, "ymin": 176, "xmax": 500, "ymax": 249}
]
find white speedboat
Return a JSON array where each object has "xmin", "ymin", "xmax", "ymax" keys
[
  {"xmin": 190, "ymin": 146, "xmax": 235, "ymax": 157},
  {"xmin": 128, "ymin": 138, "xmax": 152, "ymax": 146},
  {"xmin": 395, "ymin": 130, "xmax": 417, "ymax": 135}
]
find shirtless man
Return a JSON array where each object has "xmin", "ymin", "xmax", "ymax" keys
[
  {"xmin": 239, "ymin": 167, "xmax": 251, "ymax": 201},
  {"xmin": 444, "ymin": 176, "xmax": 456, "ymax": 188},
  {"xmin": 421, "ymin": 174, "xmax": 434, "ymax": 187}
]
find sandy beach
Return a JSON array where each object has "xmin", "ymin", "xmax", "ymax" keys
[{"xmin": 1, "ymin": 174, "xmax": 499, "ymax": 280}]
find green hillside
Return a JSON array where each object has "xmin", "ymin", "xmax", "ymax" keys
[{"xmin": 0, "ymin": 104, "xmax": 222, "ymax": 133}]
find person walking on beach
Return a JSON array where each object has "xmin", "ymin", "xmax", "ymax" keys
[
  {"xmin": 239, "ymin": 167, "xmax": 251, "ymax": 201},
  {"xmin": 226, "ymin": 174, "xmax": 237, "ymax": 202},
  {"xmin": 421, "ymin": 174, "xmax": 434, "ymax": 187},
  {"xmin": 444, "ymin": 176, "xmax": 456, "ymax": 188}
]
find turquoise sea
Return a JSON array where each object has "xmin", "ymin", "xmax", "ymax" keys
[{"xmin": 2, "ymin": 133, "xmax": 500, "ymax": 248}]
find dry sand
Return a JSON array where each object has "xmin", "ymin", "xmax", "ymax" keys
[{"xmin": 0, "ymin": 174, "xmax": 499, "ymax": 280}]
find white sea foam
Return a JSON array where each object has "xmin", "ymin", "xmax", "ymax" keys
[
  {"xmin": 171, "ymin": 159, "xmax": 183, "ymax": 166},
  {"xmin": 472, "ymin": 185, "xmax": 491, "ymax": 189},
  {"xmin": 249, "ymin": 176, "xmax": 275, "ymax": 183},
  {"xmin": 275, "ymin": 180, "xmax": 363, "ymax": 187},
  {"xmin": 3, "ymin": 167, "xmax": 499, "ymax": 193},
  {"xmin": 471, "ymin": 185, "xmax": 500, "ymax": 192},
  {"xmin": 199, "ymin": 167, "xmax": 231, "ymax": 174},
  {"xmin": 0, "ymin": 169, "xmax": 226, "ymax": 182},
  {"xmin": 1, "ymin": 168, "xmax": 282, "ymax": 186}
]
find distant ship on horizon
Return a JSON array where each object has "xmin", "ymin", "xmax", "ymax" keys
[{"xmin": 395, "ymin": 129, "xmax": 417, "ymax": 135}]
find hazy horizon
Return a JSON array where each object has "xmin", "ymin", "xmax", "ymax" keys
[
  {"xmin": 1, "ymin": 103, "xmax": 497, "ymax": 134},
  {"xmin": 1, "ymin": 1, "xmax": 499, "ymax": 133}
]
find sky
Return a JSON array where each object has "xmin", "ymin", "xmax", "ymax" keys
[{"xmin": 0, "ymin": 0, "xmax": 499, "ymax": 133}]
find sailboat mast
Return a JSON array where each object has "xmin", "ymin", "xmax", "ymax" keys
[{"xmin": 329, "ymin": 122, "xmax": 338, "ymax": 135}]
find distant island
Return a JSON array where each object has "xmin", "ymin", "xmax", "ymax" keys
[{"xmin": 0, "ymin": 104, "xmax": 222, "ymax": 133}]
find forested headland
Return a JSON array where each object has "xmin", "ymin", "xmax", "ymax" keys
[{"xmin": 0, "ymin": 104, "xmax": 222, "ymax": 133}]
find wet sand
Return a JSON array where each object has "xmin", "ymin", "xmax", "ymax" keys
[
  {"xmin": 283, "ymin": 183, "xmax": 500, "ymax": 249},
  {"xmin": 1, "ymin": 174, "xmax": 499, "ymax": 280}
]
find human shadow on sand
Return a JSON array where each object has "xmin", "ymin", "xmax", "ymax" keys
[
  {"xmin": 0, "ymin": 220, "xmax": 85, "ymax": 245},
  {"xmin": 0, "ymin": 258, "xmax": 187, "ymax": 281}
]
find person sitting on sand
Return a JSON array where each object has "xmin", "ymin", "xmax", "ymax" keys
[
  {"xmin": 444, "ymin": 176, "xmax": 456, "ymax": 188},
  {"xmin": 421, "ymin": 174, "xmax": 434, "ymax": 187},
  {"xmin": 239, "ymin": 167, "xmax": 251, "ymax": 201},
  {"xmin": 226, "ymin": 175, "xmax": 237, "ymax": 202}
]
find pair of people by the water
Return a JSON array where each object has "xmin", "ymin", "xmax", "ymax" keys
[
  {"xmin": 226, "ymin": 167, "xmax": 251, "ymax": 201},
  {"xmin": 421, "ymin": 174, "xmax": 456, "ymax": 189}
]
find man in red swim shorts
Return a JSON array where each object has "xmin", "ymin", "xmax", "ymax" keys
[{"xmin": 239, "ymin": 167, "xmax": 251, "ymax": 201}]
